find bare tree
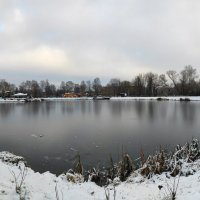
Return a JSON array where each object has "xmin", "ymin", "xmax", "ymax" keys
[
  {"xmin": 158, "ymin": 74, "xmax": 168, "ymax": 87},
  {"xmin": 31, "ymin": 80, "xmax": 41, "ymax": 97},
  {"xmin": 86, "ymin": 80, "xmax": 92, "ymax": 96},
  {"xmin": 74, "ymin": 84, "xmax": 80, "ymax": 94},
  {"xmin": 179, "ymin": 65, "xmax": 198, "ymax": 95},
  {"xmin": 145, "ymin": 72, "xmax": 158, "ymax": 96},
  {"xmin": 120, "ymin": 81, "xmax": 131, "ymax": 96},
  {"xmin": 133, "ymin": 74, "xmax": 145, "ymax": 96},
  {"xmin": 157, "ymin": 74, "xmax": 168, "ymax": 96},
  {"xmin": 166, "ymin": 70, "xmax": 179, "ymax": 94},
  {"xmin": 40, "ymin": 80, "xmax": 46, "ymax": 93},
  {"xmin": 60, "ymin": 81, "xmax": 66, "ymax": 93},
  {"xmin": 0, "ymin": 79, "xmax": 16, "ymax": 97},
  {"xmin": 92, "ymin": 77, "xmax": 102, "ymax": 96},
  {"xmin": 66, "ymin": 81, "xmax": 74, "ymax": 93},
  {"xmin": 108, "ymin": 78, "xmax": 121, "ymax": 96},
  {"xmin": 80, "ymin": 81, "xmax": 86, "ymax": 94}
]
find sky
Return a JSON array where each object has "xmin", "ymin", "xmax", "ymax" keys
[{"xmin": 0, "ymin": 0, "xmax": 200, "ymax": 85}]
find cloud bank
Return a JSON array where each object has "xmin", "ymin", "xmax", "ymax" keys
[{"xmin": 0, "ymin": 0, "xmax": 200, "ymax": 84}]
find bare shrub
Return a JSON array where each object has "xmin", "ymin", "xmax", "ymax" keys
[
  {"xmin": 88, "ymin": 168, "xmax": 108, "ymax": 186},
  {"xmin": 118, "ymin": 153, "xmax": 134, "ymax": 181},
  {"xmin": 107, "ymin": 154, "xmax": 118, "ymax": 181},
  {"xmin": 162, "ymin": 173, "xmax": 181, "ymax": 200},
  {"xmin": 140, "ymin": 139, "xmax": 200, "ymax": 178},
  {"xmin": 9, "ymin": 163, "xmax": 27, "ymax": 194},
  {"xmin": 141, "ymin": 148, "xmax": 167, "ymax": 178}
]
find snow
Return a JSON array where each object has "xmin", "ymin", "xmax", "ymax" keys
[
  {"xmin": 1, "ymin": 96, "xmax": 200, "ymax": 103},
  {"xmin": 0, "ymin": 151, "xmax": 200, "ymax": 200},
  {"xmin": 13, "ymin": 93, "xmax": 27, "ymax": 97},
  {"xmin": 43, "ymin": 96, "xmax": 200, "ymax": 101},
  {"xmin": 110, "ymin": 96, "xmax": 200, "ymax": 101},
  {"xmin": 0, "ymin": 99, "xmax": 25, "ymax": 103}
]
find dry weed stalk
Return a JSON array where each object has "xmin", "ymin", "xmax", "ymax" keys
[
  {"xmin": 164, "ymin": 172, "xmax": 181, "ymax": 200},
  {"xmin": 55, "ymin": 182, "xmax": 63, "ymax": 200},
  {"xmin": 8, "ymin": 163, "xmax": 28, "ymax": 196},
  {"xmin": 104, "ymin": 186, "xmax": 116, "ymax": 200},
  {"xmin": 73, "ymin": 153, "xmax": 83, "ymax": 175},
  {"xmin": 104, "ymin": 188, "xmax": 110, "ymax": 200}
]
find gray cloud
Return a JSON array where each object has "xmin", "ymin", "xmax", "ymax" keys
[{"xmin": 0, "ymin": 0, "xmax": 200, "ymax": 84}]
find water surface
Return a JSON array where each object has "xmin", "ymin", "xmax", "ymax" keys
[{"xmin": 0, "ymin": 100, "xmax": 199, "ymax": 174}]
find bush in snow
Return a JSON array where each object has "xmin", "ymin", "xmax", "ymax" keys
[
  {"xmin": 72, "ymin": 153, "xmax": 83, "ymax": 175},
  {"xmin": 140, "ymin": 149, "xmax": 167, "ymax": 178},
  {"xmin": 88, "ymin": 168, "xmax": 109, "ymax": 186},
  {"xmin": 140, "ymin": 138, "xmax": 200, "ymax": 178},
  {"xmin": 65, "ymin": 171, "xmax": 84, "ymax": 183},
  {"xmin": 118, "ymin": 153, "xmax": 135, "ymax": 181},
  {"xmin": 188, "ymin": 138, "xmax": 200, "ymax": 161}
]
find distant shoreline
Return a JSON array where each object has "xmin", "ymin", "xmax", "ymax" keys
[
  {"xmin": 1, "ymin": 96, "xmax": 200, "ymax": 103},
  {"xmin": 43, "ymin": 96, "xmax": 200, "ymax": 101}
]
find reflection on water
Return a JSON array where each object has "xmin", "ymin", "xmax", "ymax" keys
[
  {"xmin": 0, "ymin": 100, "xmax": 199, "ymax": 174},
  {"xmin": 0, "ymin": 103, "xmax": 16, "ymax": 118},
  {"xmin": 180, "ymin": 102, "xmax": 196, "ymax": 123}
]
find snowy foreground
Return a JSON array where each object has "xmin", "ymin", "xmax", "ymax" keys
[{"xmin": 0, "ymin": 152, "xmax": 200, "ymax": 200}]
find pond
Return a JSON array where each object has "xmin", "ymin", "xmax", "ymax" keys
[{"xmin": 0, "ymin": 100, "xmax": 199, "ymax": 174}]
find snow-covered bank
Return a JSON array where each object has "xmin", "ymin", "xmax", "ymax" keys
[
  {"xmin": 111, "ymin": 96, "xmax": 200, "ymax": 101},
  {"xmin": 43, "ymin": 96, "xmax": 200, "ymax": 101},
  {"xmin": 0, "ymin": 151, "xmax": 200, "ymax": 200},
  {"xmin": 1, "ymin": 96, "xmax": 200, "ymax": 102},
  {"xmin": 0, "ymin": 98, "xmax": 25, "ymax": 103}
]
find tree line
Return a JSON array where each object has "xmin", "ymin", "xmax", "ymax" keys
[{"xmin": 0, "ymin": 65, "xmax": 200, "ymax": 98}]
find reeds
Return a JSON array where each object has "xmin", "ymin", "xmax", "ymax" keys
[{"xmin": 66, "ymin": 138, "xmax": 200, "ymax": 186}]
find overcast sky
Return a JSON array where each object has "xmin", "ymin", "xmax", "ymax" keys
[{"xmin": 0, "ymin": 0, "xmax": 200, "ymax": 85}]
